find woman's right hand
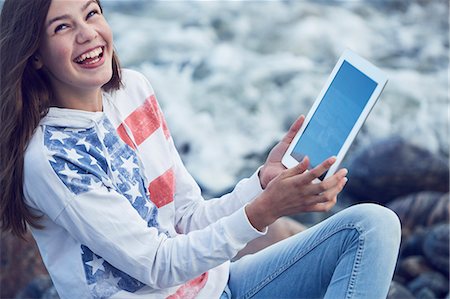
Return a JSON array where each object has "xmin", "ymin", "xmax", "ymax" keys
[{"xmin": 245, "ymin": 156, "xmax": 348, "ymax": 232}]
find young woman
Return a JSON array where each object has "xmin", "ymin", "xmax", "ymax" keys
[{"xmin": 0, "ymin": 0, "xmax": 401, "ymax": 298}]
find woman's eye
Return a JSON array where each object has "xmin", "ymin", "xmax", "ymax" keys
[
  {"xmin": 54, "ymin": 24, "xmax": 69, "ymax": 33},
  {"xmin": 86, "ymin": 9, "xmax": 100, "ymax": 19}
]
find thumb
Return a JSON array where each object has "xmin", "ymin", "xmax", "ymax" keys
[{"xmin": 282, "ymin": 115, "xmax": 305, "ymax": 144}]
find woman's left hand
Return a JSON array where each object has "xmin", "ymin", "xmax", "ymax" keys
[{"xmin": 258, "ymin": 115, "xmax": 305, "ymax": 189}]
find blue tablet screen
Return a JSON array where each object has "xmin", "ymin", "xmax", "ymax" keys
[{"xmin": 291, "ymin": 61, "xmax": 378, "ymax": 168}]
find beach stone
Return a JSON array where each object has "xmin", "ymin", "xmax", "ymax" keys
[
  {"xmin": 397, "ymin": 256, "xmax": 434, "ymax": 281},
  {"xmin": 233, "ymin": 217, "xmax": 306, "ymax": 260},
  {"xmin": 0, "ymin": 230, "xmax": 48, "ymax": 299},
  {"xmin": 387, "ymin": 281, "xmax": 415, "ymax": 299},
  {"xmin": 422, "ymin": 224, "xmax": 449, "ymax": 275},
  {"xmin": 344, "ymin": 136, "xmax": 449, "ymax": 204},
  {"xmin": 415, "ymin": 287, "xmax": 438, "ymax": 299},
  {"xmin": 388, "ymin": 192, "xmax": 449, "ymax": 237},
  {"xmin": 407, "ymin": 271, "xmax": 449, "ymax": 298},
  {"xmin": 400, "ymin": 227, "xmax": 427, "ymax": 258},
  {"xmin": 42, "ymin": 286, "xmax": 60, "ymax": 299},
  {"xmin": 14, "ymin": 275, "xmax": 53, "ymax": 299}
]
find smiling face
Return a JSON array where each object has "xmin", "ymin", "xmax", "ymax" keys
[{"xmin": 37, "ymin": 0, "xmax": 114, "ymax": 111}]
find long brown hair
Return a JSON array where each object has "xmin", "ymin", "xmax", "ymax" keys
[{"xmin": 0, "ymin": 0, "xmax": 122, "ymax": 238}]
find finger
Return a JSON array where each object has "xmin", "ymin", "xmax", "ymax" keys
[
  {"xmin": 308, "ymin": 168, "xmax": 348, "ymax": 195},
  {"xmin": 282, "ymin": 115, "xmax": 305, "ymax": 144},
  {"xmin": 299, "ymin": 176, "xmax": 347, "ymax": 212},
  {"xmin": 303, "ymin": 156, "xmax": 336, "ymax": 182},
  {"xmin": 284, "ymin": 156, "xmax": 310, "ymax": 177},
  {"xmin": 302, "ymin": 199, "xmax": 335, "ymax": 213},
  {"xmin": 318, "ymin": 176, "xmax": 348, "ymax": 203}
]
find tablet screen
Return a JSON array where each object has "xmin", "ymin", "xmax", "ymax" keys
[{"xmin": 291, "ymin": 60, "xmax": 378, "ymax": 168}]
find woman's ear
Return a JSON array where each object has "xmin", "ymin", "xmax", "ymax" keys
[{"xmin": 32, "ymin": 55, "xmax": 44, "ymax": 70}]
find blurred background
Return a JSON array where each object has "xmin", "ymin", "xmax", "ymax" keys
[{"xmin": 1, "ymin": 0, "xmax": 449, "ymax": 298}]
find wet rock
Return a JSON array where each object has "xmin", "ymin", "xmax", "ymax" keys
[
  {"xmin": 416, "ymin": 287, "xmax": 438, "ymax": 299},
  {"xmin": 388, "ymin": 192, "xmax": 449, "ymax": 237},
  {"xmin": 387, "ymin": 281, "xmax": 415, "ymax": 299},
  {"xmin": 407, "ymin": 271, "xmax": 449, "ymax": 298},
  {"xmin": 397, "ymin": 256, "xmax": 433, "ymax": 281},
  {"xmin": 42, "ymin": 286, "xmax": 60, "ymax": 299},
  {"xmin": 0, "ymin": 230, "xmax": 48, "ymax": 298},
  {"xmin": 422, "ymin": 224, "xmax": 449, "ymax": 275},
  {"xmin": 400, "ymin": 227, "xmax": 427, "ymax": 258},
  {"xmin": 344, "ymin": 136, "xmax": 449, "ymax": 204},
  {"xmin": 15, "ymin": 275, "xmax": 53, "ymax": 299}
]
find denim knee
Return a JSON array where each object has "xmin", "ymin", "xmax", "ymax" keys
[{"xmin": 348, "ymin": 203, "xmax": 402, "ymax": 248}]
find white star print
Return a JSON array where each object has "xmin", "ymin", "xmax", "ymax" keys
[
  {"xmin": 101, "ymin": 176, "xmax": 114, "ymax": 189},
  {"xmin": 125, "ymin": 183, "xmax": 142, "ymax": 203},
  {"xmin": 104, "ymin": 272, "xmax": 121, "ymax": 287},
  {"xmin": 49, "ymin": 131, "xmax": 70, "ymax": 143},
  {"xmin": 86, "ymin": 254, "xmax": 105, "ymax": 275},
  {"xmin": 120, "ymin": 156, "xmax": 138, "ymax": 171},
  {"xmin": 86, "ymin": 155, "xmax": 98, "ymax": 166},
  {"xmin": 98, "ymin": 122, "xmax": 110, "ymax": 137},
  {"xmin": 111, "ymin": 168, "xmax": 122, "ymax": 183},
  {"xmin": 89, "ymin": 178, "xmax": 104, "ymax": 189},
  {"xmin": 144, "ymin": 199, "xmax": 154, "ymax": 211},
  {"xmin": 76, "ymin": 137, "xmax": 91, "ymax": 152},
  {"xmin": 59, "ymin": 163, "xmax": 82, "ymax": 182},
  {"xmin": 65, "ymin": 148, "xmax": 83, "ymax": 162},
  {"xmin": 46, "ymin": 148, "xmax": 58, "ymax": 163}
]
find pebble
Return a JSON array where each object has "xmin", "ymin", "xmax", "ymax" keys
[
  {"xmin": 397, "ymin": 255, "xmax": 433, "ymax": 281},
  {"xmin": 387, "ymin": 281, "xmax": 415, "ymax": 299},
  {"xmin": 14, "ymin": 275, "xmax": 53, "ymax": 299},
  {"xmin": 400, "ymin": 227, "xmax": 427, "ymax": 258},
  {"xmin": 422, "ymin": 224, "xmax": 449, "ymax": 275},
  {"xmin": 407, "ymin": 271, "xmax": 449, "ymax": 298}
]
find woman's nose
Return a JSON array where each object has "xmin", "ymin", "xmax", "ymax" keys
[{"xmin": 76, "ymin": 23, "xmax": 97, "ymax": 44}]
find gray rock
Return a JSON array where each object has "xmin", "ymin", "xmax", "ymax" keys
[
  {"xmin": 422, "ymin": 224, "xmax": 450, "ymax": 275},
  {"xmin": 397, "ymin": 255, "xmax": 433, "ymax": 281},
  {"xmin": 416, "ymin": 287, "xmax": 438, "ymax": 299},
  {"xmin": 15, "ymin": 275, "xmax": 52, "ymax": 299},
  {"xmin": 388, "ymin": 192, "xmax": 449, "ymax": 237},
  {"xmin": 387, "ymin": 281, "xmax": 415, "ymax": 299},
  {"xmin": 401, "ymin": 227, "xmax": 427, "ymax": 258},
  {"xmin": 407, "ymin": 272, "xmax": 449, "ymax": 298},
  {"xmin": 42, "ymin": 286, "xmax": 60, "ymax": 299},
  {"xmin": 345, "ymin": 136, "xmax": 449, "ymax": 204}
]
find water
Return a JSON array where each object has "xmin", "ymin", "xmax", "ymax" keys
[{"xmin": 103, "ymin": 0, "xmax": 449, "ymax": 196}]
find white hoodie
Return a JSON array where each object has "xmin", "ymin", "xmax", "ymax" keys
[{"xmin": 23, "ymin": 69, "xmax": 265, "ymax": 299}]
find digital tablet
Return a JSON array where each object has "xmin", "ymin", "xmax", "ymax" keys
[{"xmin": 281, "ymin": 49, "xmax": 388, "ymax": 180}]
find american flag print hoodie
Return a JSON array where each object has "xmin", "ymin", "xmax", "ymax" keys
[{"xmin": 23, "ymin": 69, "xmax": 265, "ymax": 299}]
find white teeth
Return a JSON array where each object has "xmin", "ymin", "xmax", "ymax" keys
[{"xmin": 75, "ymin": 47, "xmax": 103, "ymax": 63}]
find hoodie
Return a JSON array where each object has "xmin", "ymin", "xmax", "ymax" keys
[{"xmin": 23, "ymin": 69, "xmax": 265, "ymax": 299}]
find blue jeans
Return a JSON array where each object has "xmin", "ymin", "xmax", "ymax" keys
[{"xmin": 220, "ymin": 203, "xmax": 401, "ymax": 299}]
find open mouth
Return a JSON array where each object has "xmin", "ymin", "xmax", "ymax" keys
[{"xmin": 74, "ymin": 46, "xmax": 104, "ymax": 65}]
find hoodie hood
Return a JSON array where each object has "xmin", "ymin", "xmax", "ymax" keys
[{"xmin": 40, "ymin": 107, "xmax": 105, "ymax": 129}]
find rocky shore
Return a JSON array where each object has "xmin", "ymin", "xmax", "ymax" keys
[{"xmin": 344, "ymin": 137, "xmax": 449, "ymax": 299}]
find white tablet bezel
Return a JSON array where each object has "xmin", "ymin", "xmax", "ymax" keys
[{"xmin": 281, "ymin": 49, "xmax": 388, "ymax": 180}]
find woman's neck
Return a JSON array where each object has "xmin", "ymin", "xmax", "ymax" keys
[{"xmin": 51, "ymin": 88, "xmax": 103, "ymax": 112}]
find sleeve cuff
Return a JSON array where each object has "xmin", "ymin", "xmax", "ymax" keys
[
  {"xmin": 220, "ymin": 205, "xmax": 267, "ymax": 248},
  {"xmin": 234, "ymin": 166, "xmax": 264, "ymax": 206}
]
